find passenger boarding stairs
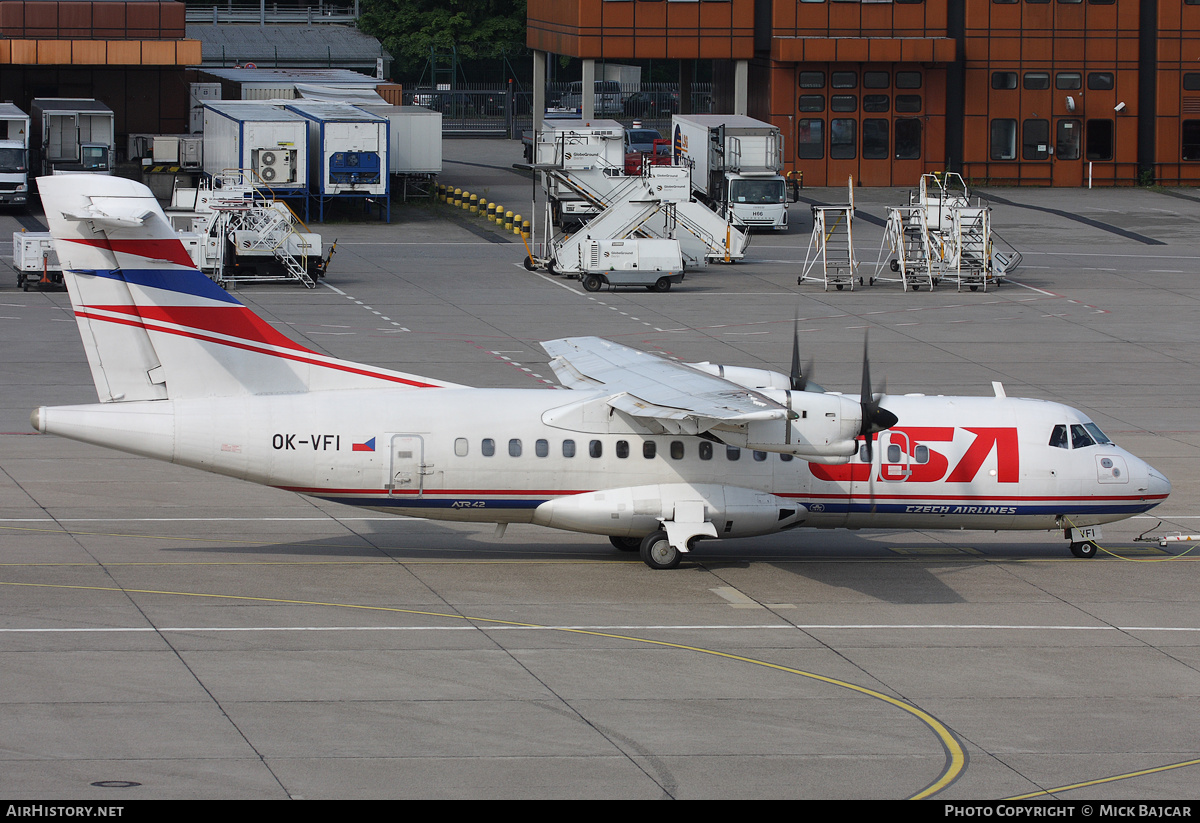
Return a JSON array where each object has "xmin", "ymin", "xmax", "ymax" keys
[
  {"xmin": 548, "ymin": 166, "xmax": 691, "ymax": 273},
  {"xmin": 204, "ymin": 173, "xmax": 319, "ymax": 289},
  {"xmin": 531, "ymin": 132, "xmax": 749, "ymax": 268}
]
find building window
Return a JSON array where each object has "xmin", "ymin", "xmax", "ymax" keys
[
  {"xmin": 797, "ymin": 119, "xmax": 824, "ymax": 159},
  {"xmin": 831, "ymin": 119, "xmax": 857, "ymax": 159},
  {"xmin": 991, "ymin": 119, "xmax": 1017, "ymax": 160},
  {"xmin": 799, "ymin": 94, "xmax": 825, "ymax": 112},
  {"xmin": 1057, "ymin": 119, "xmax": 1081, "ymax": 160},
  {"xmin": 831, "ymin": 95, "xmax": 857, "ymax": 112},
  {"xmin": 992, "ymin": 72, "xmax": 1018, "ymax": 90},
  {"xmin": 863, "ymin": 119, "xmax": 889, "ymax": 159},
  {"xmin": 1056, "ymin": 73, "xmax": 1082, "ymax": 90},
  {"xmin": 1086, "ymin": 119, "xmax": 1114, "ymax": 160},
  {"xmin": 1023, "ymin": 119, "xmax": 1050, "ymax": 160},
  {"xmin": 799, "ymin": 71, "xmax": 826, "ymax": 89},
  {"xmin": 896, "ymin": 71, "xmax": 922, "ymax": 89},
  {"xmin": 1023, "ymin": 72, "xmax": 1051, "ymax": 90},
  {"xmin": 896, "ymin": 118, "xmax": 922, "ymax": 159},
  {"xmin": 863, "ymin": 94, "xmax": 889, "ymax": 112},
  {"xmin": 1183, "ymin": 121, "xmax": 1200, "ymax": 160},
  {"xmin": 895, "ymin": 94, "xmax": 922, "ymax": 113},
  {"xmin": 863, "ymin": 71, "xmax": 889, "ymax": 89},
  {"xmin": 1088, "ymin": 72, "xmax": 1114, "ymax": 90},
  {"xmin": 832, "ymin": 71, "xmax": 858, "ymax": 89}
]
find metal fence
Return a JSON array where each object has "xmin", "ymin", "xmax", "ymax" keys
[{"xmin": 404, "ymin": 82, "xmax": 713, "ymax": 138}]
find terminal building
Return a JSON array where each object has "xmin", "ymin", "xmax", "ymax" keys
[{"xmin": 526, "ymin": 0, "xmax": 1200, "ymax": 186}]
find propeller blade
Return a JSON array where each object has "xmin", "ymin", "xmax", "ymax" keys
[
  {"xmin": 790, "ymin": 315, "xmax": 804, "ymax": 392},
  {"xmin": 858, "ymin": 331, "xmax": 899, "ymax": 438}
]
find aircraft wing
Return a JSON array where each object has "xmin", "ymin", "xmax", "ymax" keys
[{"xmin": 542, "ymin": 337, "xmax": 788, "ymax": 434}]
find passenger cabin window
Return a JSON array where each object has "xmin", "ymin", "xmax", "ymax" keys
[
  {"xmin": 780, "ymin": 453, "xmax": 794, "ymax": 462},
  {"xmin": 727, "ymin": 446, "xmax": 741, "ymax": 461},
  {"xmin": 616, "ymin": 440, "xmax": 630, "ymax": 459},
  {"xmin": 509, "ymin": 439, "xmax": 522, "ymax": 457},
  {"xmin": 455, "ymin": 438, "xmax": 468, "ymax": 457},
  {"xmin": 482, "ymin": 438, "xmax": 495, "ymax": 457},
  {"xmin": 753, "ymin": 451, "xmax": 768, "ymax": 462},
  {"xmin": 699, "ymin": 442, "xmax": 713, "ymax": 460},
  {"xmin": 670, "ymin": 441, "xmax": 685, "ymax": 460},
  {"xmin": 644, "ymin": 441, "xmax": 657, "ymax": 459},
  {"xmin": 563, "ymin": 439, "xmax": 576, "ymax": 458},
  {"xmin": 536, "ymin": 439, "xmax": 549, "ymax": 457},
  {"xmin": 589, "ymin": 440, "xmax": 603, "ymax": 458}
]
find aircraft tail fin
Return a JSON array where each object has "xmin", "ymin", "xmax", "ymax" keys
[{"xmin": 38, "ymin": 175, "xmax": 457, "ymax": 402}]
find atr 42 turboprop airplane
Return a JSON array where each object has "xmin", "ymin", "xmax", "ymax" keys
[{"xmin": 31, "ymin": 176, "xmax": 1171, "ymax": 569}]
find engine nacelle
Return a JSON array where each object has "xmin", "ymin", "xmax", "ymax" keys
[
  {"xmin": 532, "ymin": 483, "xmax": 806, "ymax": 539},
  {"xmin": 719, "ymin": 389, "xmax": 862, "ymax": 462},
  {"xmin": 687, "ymin": 362, "xmax": 793, "ymax": 391}
]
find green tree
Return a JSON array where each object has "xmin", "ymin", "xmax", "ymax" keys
[{"xmin": 359, "ymin": 0, "xmax": 527, "ymax": 82}]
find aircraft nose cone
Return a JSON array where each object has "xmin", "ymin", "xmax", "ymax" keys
[{"xmin": 1147, "ymin": 466, "xmax": 1172, "ymax": 501}]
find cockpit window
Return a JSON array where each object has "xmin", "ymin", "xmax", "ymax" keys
[
  {"xmin": 1084, "ymin": 422, "xmax": 1112, "ymax": 445},
  {"xmin": 1071, "ymin": 424, "xmax": 1095, "ymax": 449},
  {"xmin": 1049, "ymin": 425, "xmax": 1069, "ymax": 449}
]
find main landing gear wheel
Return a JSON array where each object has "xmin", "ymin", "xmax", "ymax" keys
[
  {"xmin": 1070, "ymin": 540, "xmax": 1099, "ymax": 559},
  {"xmin": 640, "ymin": 530, "xmax": 681, "ymax": 570},
  {"xmin": 609, "ymin": 536, "xmax": 641, "ymax": 552},
  {"xmin": 582, "ymin": 274, "xmax": 603, "ymax": 292}
]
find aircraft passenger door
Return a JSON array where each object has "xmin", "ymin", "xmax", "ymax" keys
[
  {"xmin": 388, "ymin": 433, "xmax": 426, "ymax": 497},
  {"xmin": 880, "ymin": 431, "xmax": 912, "ymax": 482}
]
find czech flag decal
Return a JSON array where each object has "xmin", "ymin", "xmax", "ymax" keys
[{"xmin": 353, "ymin": 437, "xmax": 376, "ymax": 452}]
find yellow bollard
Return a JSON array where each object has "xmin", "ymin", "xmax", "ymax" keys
[
  {"xmin": 487, "ymin": 203, "xmax": 497, "ymax": 223},
  {"xmin": 513, "ymin": 214, "xmax": 523, "ymax": 236},
  {"xmin": 452, "ymin": 187, "xmax": 462, "ymax": 207},
  {"xmin": 469, "ymin": 193, "xmax": 478, "ymax": 214},
  {"xmin": 521, "ymin": 219, "xmax": 531, "ymax": 239},
  {"xmin": 478, "ymin": 197, "xmax": 488, "ymax": 218},
  {"xmin": 504, "ymin": 210, "xmax": 513, "ymax": 232}
]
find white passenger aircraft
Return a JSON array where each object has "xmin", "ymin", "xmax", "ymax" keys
[{"xmin": 32, "ymin": 176, "xmax": 1171, "ymax": 568}]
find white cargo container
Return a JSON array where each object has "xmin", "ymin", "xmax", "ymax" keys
[
  {"xmin": 671, "ymin": 114, "xmax": 788, "ymax": 230},
  {"xmin": 30, "ymin": 98, "xmax": 115, "ymax": 177},
  {"xmin": 0, "ymin": 103, "xmax": 30, "ymax": 207},
  {"xmin": 202, "ymin": 102, "xmax": 308, "ymax": 194},
  {"xmin": 283, "ymin": 100, "xmax": 389, "ymax": 221},
  {"xmin": 358, "ymin": 104, "xmax": 441, "ymax": 175}
]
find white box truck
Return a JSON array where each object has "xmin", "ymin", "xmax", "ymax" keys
[
  {"xmin": 30, "ymin": 98, "xmax": 115, "ymax": 177},
  {"xmin": 0, "ymin": 103, "xmax": 30, "ymax": 207},
  {"xmin": 671, "ymin": 114, "xmax": 788, "ymax": 231}
]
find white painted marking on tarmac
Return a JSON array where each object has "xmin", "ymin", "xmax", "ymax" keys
[
  {"xmin": 710, "ymin": 587, "xmax": 762, "ymax": 608},
  {"xmin": 3, "ymin": 623, "xmax": 1199, "ymax": 634}
]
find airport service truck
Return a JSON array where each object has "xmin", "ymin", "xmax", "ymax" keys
[
  {"xmin": 31, "ymin": 99, "xmax": 115, "ymax": 177},
  {"xmin": 0, "ymin": 103, "xmax": 30, "ymax": 207},
  {"xmin": 671, "ymin": 114, "xmax": 788, "ymax": 230}
]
